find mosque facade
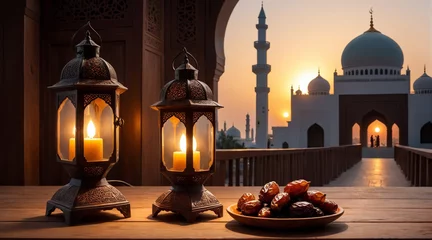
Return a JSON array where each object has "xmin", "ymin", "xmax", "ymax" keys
[{"xmin": 269, "ymin": 9, "xmax": 432, "ymax": 150}]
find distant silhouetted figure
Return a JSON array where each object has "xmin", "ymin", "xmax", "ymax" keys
[
  {"xmin": 370, "ymin": 135, "xmax": 374, "ymax": 148},
  {"xmin": 376, "ymin": 135, "xmax": 380, "ymax": 147}
]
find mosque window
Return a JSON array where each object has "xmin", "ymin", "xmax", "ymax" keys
[
  {"xmin": 420, "ymin": 122, "xmax": 432, "ymax": 143},
  {"xmin": 365, "ymin": 69, "xmax": 368, "ymax": 75},
  {"xmin": 375, "ymin": 69, "xmax": 378, "ymax": 75},
  {"xmin": 355, "ymin": 70, "xmax": 359, "ymax": 75},
  {"xmin": 380, "ymin": 69, "xmax": 383, "ymax": 75},
  {"xmin": 385, "ymin": 69, "xmax": 388, "ymax": 75},
  {"xmin": 282, "ymin": 142, "xmax": 289, "ymax": 148},
  {"xmin": 360, "ymin": 70, "xmax": 363, "ymax": 75}
]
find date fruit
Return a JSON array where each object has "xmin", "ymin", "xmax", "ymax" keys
[
  {"xmin": 270, "ymin": 192, "xmax": 291, "ymax": 212},
  {"xmin": 237, "ymin": 192, "xmax": 256, "ymax": 210},
  {"xmin": 303, "ymin": 190, "xmax": 326, "ymax": 206},
  {"xmin": 258, "ymin": 207, "xmax": 272, "ymax": 218},
  {"xmin": 259, "ymin": 181, "xmax": 280, "ymax": 203},
  {"xmin": 284, "ymin": 179, "xmax": 310, "ymax": 197},
  {"xmin": 319, "ymin": 199, "xmax": 339, "ymax": 214},
  {"xmin": 313, "ymin": 207, "xmax": 324, "ymax": 217},
  {"xmin": 241, "ymin": 200, "xmax": 263, "ymax": 216},
  {"xmin": 289, "ymin": 201, "xmax": 316, "ymax": 218}
]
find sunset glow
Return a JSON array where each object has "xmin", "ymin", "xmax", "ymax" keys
[
  {"xmin": 375, "ymin": 127, "xmax": 380, "ymax": 133},
  {"xmin": 283, "ymin": 112, "xmax": 289, "ymax": 118}
]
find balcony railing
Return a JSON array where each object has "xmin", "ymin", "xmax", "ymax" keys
[
  {"xmin": 207, "ymin": 145, "xmax": 362, "ymax": 186},
  {"xmin": 394, "ymin": 145, "xmax": 432, "ymax": 186}
]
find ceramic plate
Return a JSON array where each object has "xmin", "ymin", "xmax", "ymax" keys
[{"xmin": 226, "ymin": 203, "xmax": 344, "ymax": 230}]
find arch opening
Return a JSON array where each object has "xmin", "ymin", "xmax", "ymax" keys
[
  {"xmin": 282, "ymin": 141, "xmax": 289, "ymax": 148},
  {"xmin": 392, "ymin": 123, "xmax": 399, "ymax": 146},
  {"xmin": 420, "ymin": 122, "xmax": 432, "ymax": 143},
  {"xmin": 307, "ymin": 123, "xmax": 324, "ymax": 148},
  {"xmin": 352, "ymin": 123, "xmax": 360, "ymax": 144},
  {"xmin": 367, "ymin": 120, "xmax": 387, "ymax": 147}
]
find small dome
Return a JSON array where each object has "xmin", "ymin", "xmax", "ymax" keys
[
  {"xmin": 226, "ymin": 125, "xmax": 241, "ymax": 138},
  {"xmin": 413, "ymin": 68, "xmax": 432, "ymax": 93},
  {"xmin": 341, "ymin": 14, "xmax": 404, "ymax": 69},
  {"xmin": 308, "ymin": 72, "xmax": 330, "ymax": 95}
]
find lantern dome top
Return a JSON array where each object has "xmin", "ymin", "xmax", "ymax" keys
[
  {"xmin": 152, "ymin": 48, "xmax": 223, "ymax": 110},
  {"xmin": 49, "ymin": 22, "xmax": 127, "ymax": 92}
]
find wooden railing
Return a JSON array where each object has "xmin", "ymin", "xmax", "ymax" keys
[
  {"xmin": 394, "ymin": 145, "xmax": 432, "ymax": 186},
  {"xmin": 206, "ymin": 145, "xmax": 362, "ymax": 186}
]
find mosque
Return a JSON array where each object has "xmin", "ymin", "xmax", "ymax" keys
[
  {"xmin": 217, "ymin": 114, "xmax": 256, "ymax": 148},
  {"xmin": 221, "ymin": 5, "xmax": 432, "ymax": 152},
  {"xmin": 270, "ymin": 8, "xmax": 432, "ymax": 151}
]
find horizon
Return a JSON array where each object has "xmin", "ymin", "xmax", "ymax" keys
[{"xmin": 217, "ymin": 0, "xmax": 432, "ymax": 139}]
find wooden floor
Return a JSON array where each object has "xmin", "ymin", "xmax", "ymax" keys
[
  {"xmin": 0, "ymin": 186, "xmax": 432, "ymax": 239},
  {"xmin": 326, "ymin": 158, "xmax": 411, "ymax": 187}
]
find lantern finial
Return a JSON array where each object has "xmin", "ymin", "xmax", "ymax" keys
[{"xmin": 183, "ymin": 47, "xmax": 190, "ymax": 64}]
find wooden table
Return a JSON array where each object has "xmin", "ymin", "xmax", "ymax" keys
[{"xmin": 1, "ymin": 186, "xmax": 432, "ymax": 239}]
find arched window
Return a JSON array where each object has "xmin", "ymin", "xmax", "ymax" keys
[
  {"xmin": 355, "ymin": 70, "xmax": 358, "ymax": 75},
  {"xmin": 360, "ymin": 70, "xmax": 363, "ymax": 75},
  {"xmin": 390, "ymin": 70, "xmax": 394, "ymax": 75},
  {"xmin": 282, "ymin": 142, "xmax": 289, "ymax": 148},
  {"xmin": 380, "ymin": 69, "xmax": 383, "ymax": 75},
  {"xmin": 385, "ymin": 69, "xmax": 388, "ymax": 75},
  {"xmin": 307, "ymin": 123, "xmax": 324, "ymax": 147},
  {"xmin": 420, "ymin": 122, "xmax": 432, "ymax": 143},
  {"xmin": 375, "ymin": 69, "xmax": 378, "ymax": 75},
  {"xmin": 365, "ymin": 69, "xmax": 368, "ymax": 75}
]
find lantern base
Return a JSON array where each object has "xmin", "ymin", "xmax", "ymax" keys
[
  {"xmin": 152, "ymin": 184, "xmax": 223, "ymax": 223},
  {"xmin": 45, "ymin": 178, "xmax": 131, "ymax": 225}
]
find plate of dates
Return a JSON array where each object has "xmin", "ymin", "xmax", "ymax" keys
[{"xmin": 226, "ymin": 179, "xmax": 344, "ymax": 229}]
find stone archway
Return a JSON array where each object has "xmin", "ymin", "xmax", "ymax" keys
[
  {"xmin": 282, "ymin": 142, "xmax": 289, "ymax": 148},
  {"xmin": 360, "ymin": 110, "xmax": 388, "ymax": 147},
  {"xmin": 307, "ymin": 123, "xmax": 324, "ymax": 147}
]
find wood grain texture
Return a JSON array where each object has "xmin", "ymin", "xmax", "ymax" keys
[{"xmin": 0, "ymin": 186, "xmax": 431, "ymax": 239}]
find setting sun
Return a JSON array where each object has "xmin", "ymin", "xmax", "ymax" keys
[
  {"xmin": 375, "ymin": 127, "xmax": 380, "ymax": 133},
  {"xmin": 283, "ymin": 112, "xmax": 289, "ymax": 118}
]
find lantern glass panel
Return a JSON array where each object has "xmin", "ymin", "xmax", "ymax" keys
[
  {"xmin": 193, "ymin": 115, "xmax": 214, "ymax": 171},
  {"xmin": 58, "ymin": 98, "xmax": 76, "ymax": 161},
  {"xmin": 83, "ymin": 98, "xmax": 114, "ymax": 162},
  {"xmin": 162, "ymin": 115, "xmax": 188, "ymax": 171}
]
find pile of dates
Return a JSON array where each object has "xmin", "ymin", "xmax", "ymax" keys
[{"xmin": 237, "ymin": 179, "xmax": 339, "ymax": 218}]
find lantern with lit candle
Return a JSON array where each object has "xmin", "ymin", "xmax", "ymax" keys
[
  {"xmin": 45, "ymin": 22, "xmax": 130, "ymax": 225},
  {"xmin": 151, "ymin": 48, "xmax": 224, "ymax": 222}
]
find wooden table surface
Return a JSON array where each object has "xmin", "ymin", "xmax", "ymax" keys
[{"xmin": 1, "ymin": 186, "xmax": 432, "ymax": 239}]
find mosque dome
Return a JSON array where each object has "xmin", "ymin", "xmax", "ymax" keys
[
  {"xmin": 226, "ymin": 125, "xmax": 241, "ymax": 138},
  {"xmin": 413, "ymin": 67, "xmax": 432, "ymax": 93},
  {"xmin": 341, "ymin": 13, "xmax": 404, "ymax": 69},
  {"xmin": 308, "ymin": 71, "xmax": 330, "ymax": 95}
]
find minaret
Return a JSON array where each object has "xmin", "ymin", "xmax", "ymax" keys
[
  {"xmin": 223, "ymin": 121, "xmax": 227, "ymax": 132},
  {"xmin": 251, "ymin": 128, "xmax": 254, "ymax": 142},
  {"xmin": 252, "ymin": 2, "xmax": 271, "ymax": 149},
  {"xmin": 245, "ymin": 113, "xmax": 251, "ymax": 140}
]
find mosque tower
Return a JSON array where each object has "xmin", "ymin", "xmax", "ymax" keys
[
  {"xmin": 252, "ymin": 2, "xmax": 271, "ymax": 148},
  {"xmin": 245, "ymin": 113, "xmax": 251, "ymax": 140}
]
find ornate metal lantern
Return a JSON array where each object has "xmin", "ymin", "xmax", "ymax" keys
[
  {"xmin": 151, "ymin": 48, "xmax": 223, "ymax": 222},
  {"xmin": 45, "ymin": 22, "xmax": 130, "ymax": 225}
]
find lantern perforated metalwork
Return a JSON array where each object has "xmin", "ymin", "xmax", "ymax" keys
[
  {"xmin": 45, "ymin": 22, "xmax": 130, "ymax": 225},
  {"xmin": 151, "ymin": 48, "xmax": 224, "ymax": 222}
]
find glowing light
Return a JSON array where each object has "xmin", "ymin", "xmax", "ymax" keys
[
  {"xmin": 375, "ymin": 127, "xmax": 380, "ymax": 133},
  {"xmin": 283, "ymin": 112, "xmax": 289, "ymax": 118},
  {"xmin": 296, "ymin": 71, "xmax": 317, "ymax": 93},
  {"xmin": 179, "ymin": 133, "xmax": 197, "ymax": 152},
  {"xmin": 72, "ymin": 126, "xmax": 76, "ymax": 137},
  {"xmin": 87, "ymin": 120, "xmax": 96, "ymax": 138}
]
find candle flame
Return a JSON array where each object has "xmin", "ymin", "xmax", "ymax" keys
[
  {"xmin": 72, "ymin": 126, "xmax": 76, "ymax": 137},
  {"xmin": 179, "ymin": 133, "xmax": 197, "ymax": 152},
  {"xmin": 87, "ymin": 120, "xmax": 96, "ymax": 139}
]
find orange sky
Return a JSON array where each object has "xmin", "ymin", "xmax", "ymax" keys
[{"xmin": 218, "ymin": 0, "xmax": 432, "ymax": 137}]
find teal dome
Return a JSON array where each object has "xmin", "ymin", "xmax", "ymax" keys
[{"xmin": 341, "ymin": 30, "xmax": 404, "ymax": 69}]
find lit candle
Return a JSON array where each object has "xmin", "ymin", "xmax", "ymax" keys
[
  {"xmin": 172, "ymin": 134, "xmax": 201, "ymax": 171},
  {"xmin": 69, "ymin": 120, "xmax": 104, "ymax": 161}
]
